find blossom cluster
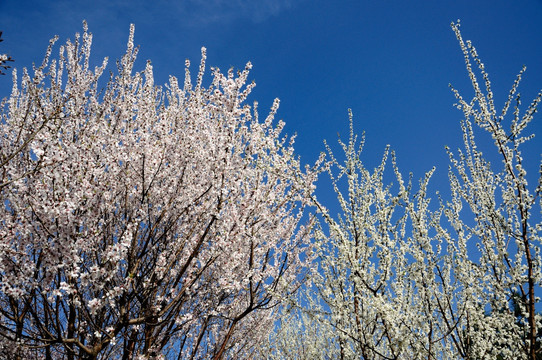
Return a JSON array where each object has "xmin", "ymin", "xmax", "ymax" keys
[
  {"xmin": 260, "ymin": 22, "xmax": 542, "ymax": 360},
  {"xmin": 0, "ymin": 22, "xmax": 320, "ymax": 359}
]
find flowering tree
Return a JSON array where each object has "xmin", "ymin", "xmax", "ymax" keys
[
  {"xmin": 442, "ymin": 21, "xmax": 541, "ymax": 359},
  {"xmin": 262, "ymin": 22, "xmax": 541, "ymax": 360},
  {"xmin": 0, "ymin": 23, "xmax": 320, "ymax": 359}
]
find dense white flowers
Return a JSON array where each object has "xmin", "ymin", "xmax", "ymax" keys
[
  {"xmin": 260, "ymin": 22, "xmax": 542, "ymax": 360},
  {"xmin": 0, "ymin": 23, "xmax": 320, "ymax": 359},
  {"xmin": 2, "ymin": 19, "xmax": 539, "ymax": 360}
]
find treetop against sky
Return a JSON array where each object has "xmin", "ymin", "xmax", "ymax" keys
[
  {"xmin": 0, "ymin": 1, "xmax": 541, "ymax": 359},
  {"xmin": 0, "ymin": 0, "xmax": 541, "ymax": 184}
]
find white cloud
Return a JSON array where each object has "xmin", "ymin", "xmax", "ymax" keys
[
  {"xmin": 149, "ymin": 0, "xmax": 303, "ymax": 27},
  {"xmin": 183, "ymin": 0, "xmax": 295, "ymax": 22},
  {"xmin": 10, "ymin": 0, "xmax": 303, "ymax": 35}
]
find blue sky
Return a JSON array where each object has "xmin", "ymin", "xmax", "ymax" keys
[{"xmin": 1, "ymin": 0, "xmax": 541, "ymax": 204}]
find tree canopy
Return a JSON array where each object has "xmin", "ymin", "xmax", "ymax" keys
[{"xmin": 0, "ymin": 21, "xmax": 541, "ymax": 360}]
